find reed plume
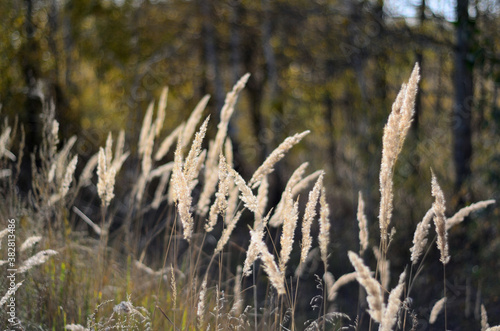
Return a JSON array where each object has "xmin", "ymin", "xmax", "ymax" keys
[
  {"xmin": 431, "ymin": 171, "xmax": 449, "ymax": 265},
  {"xmin": 348, "ymin": 251, "xmax": 384, "ymax": 323},
  {"xmin": 446, "ymin": 199, "xmax": 496, "ymax": 230},
  {"xmin": 429, "ymin": 297, "xmax": 446, "ymax": 324},
  {"xmin": 379, "ymin": 63, "xmax": 420, "ymax": 249},
  {"xmin": 279, "ymin": 188, "xmax": 299, "ymax": 273},
  {"xmin": 300, "ymin": 173, "xmax": 324, "ymax": 263},
  {"xmin": 357, "ymin": 191, "xmax": 368, "ymax": 254},
  {"xmin": 269, "ymin": 162, "xmax": 309, "ymax": 226},
  {"xmin": 318, "ymin": 186, "xmax": 330, "ymax": 269},
  {"xmin": 249, "ymin": 130, "xmax": 310, "ymax": 189},
  {"xmin": 410, "ymin": 208, "xmax": 433, "ymax": 265}
]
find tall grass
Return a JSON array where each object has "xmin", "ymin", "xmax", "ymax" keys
[{"xmin": 0, "ymin": 64, "xmax": 498, "ymax": 330}]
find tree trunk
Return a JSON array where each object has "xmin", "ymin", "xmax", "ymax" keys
[
  {"xmin": 453, "ymin": 0, "xmax": 474, "ymax": 199},
  {"xmin": 413, "ymin": 0, "xmax": 426, "ymax": 132},
  {"xmin": 200, "ymin": 0, "xmax": 224, "ymax": 113}
]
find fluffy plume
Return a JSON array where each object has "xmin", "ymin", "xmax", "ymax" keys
[
  {"xmin": 197, "ymin": 275, "xmax": 208, "ymax": 329},
  {"xmin": 300, "ymin": 173, "xmax": 324, "ymax": 263},
  {"xmin": 410, "ymin": 208, "xmax": 433, "ymax": 264},
  {"xmin": 183, "ymin": 116, "xmax": 210, "ymax": 184},
  {"xmin": 446, "ymin": 200, "xmax": 496, "ymax": 230},
  {"xmin": 231, "ymin": 266, "xmax": 243, "ymax": 316},
  {"xmin": 17, "ymin": 250, "xmax": 58, "ymax": 273},
  {"xmin": 429, "ymin": 297, "xmax": 446, "ymax": 324},
  {"xmin": 379, "ymin": 64, "xmax": 420, "ymax": 246},
  {"xmin": 380, "ymin": 270, "xmax": 406, "ymax": 331},
  {"xmin": 291, "ymin": 170, "xmax": 323, "ymax": 197},
  {"xmin": 318, "ymin": 186, "xmax": 330, "ymax": 269},
  {"xmin": 482, "ymin": 304, "xmax": 490, "ymax": 331},
  {"xmin": 373, "ymin": 246, "xmax": 390, "ymax": 291},
  {"xmin": 182, "ymin": 95, "xmax": 210, "ymax": 149},
  {"xmin": 20, "ymin": 236, "xmax": 42, "ymax": 252},
  {"xmin": 224, "ymin": 138, "xmax": 234, "ymax": 168},
  {"xmin": 114, "ymin": 130, "xmax": 125, "ymax": 164},
  {"xmin": 207, "ymin": 154, "xmax": 231, "ymax": 232},
  {"xmin": 279, "ymin": 189, "xmax": 299, "ymax": 273},
  {"xmin": 97, "ymin": 147, "xmax": 116, "ymax": 207},
  {"xmin": 155, "ymin": 123, "xmax": 184, "ymax": 161},
  {"xmin": 255, "ymin": 239, "xmax": 285, "ymax": 295},
  {"xmin": 243, "ymin": 213, "xmax": 270, "ymax": 276},
  {"xmin": 257, "ymin": 176, "xmax": 269, "ymax": 216},
  {"xmin": 79, "ymin": 153, "xmax": 99, "ymax": 187},
  {"xmin": 138, "ymin": 102, "xmax": 154, "ymax": 155},
  {"xmin": 357, "ymin": 191, "xmax": 369, "ymax": 254},
  {"xmin": 269, "ymin": 162, "xmax": 309, "ymax": 226},
  {"xmin": 155, "ymin": 87, "xmax": 168, "ymax": 137},
  {"xmin": 431, "ymin": 171, "xmax": 449, "ymax": 265},
  {"xmin": 229, "ymin": 168, "xmax": 259, "ymax": 214},
  {"xmin": 348, "ymin": 251, "xmax": 384, "ymax": 323},
  {"xmin": 54, "ymin": 135, "xmax": 77, "ymax": 183},
  {"xmin": 198, "ymin": 75, "xmax": 249, "ymax": 216},
  {"xmin": 225, "ymin": 185, "xmax": 239, "ymax": 225},
  {"xmin": 249, "ymin": 130, "xmax": 310, "ymax": 188},
  {"xmin": 171, "ymin": 141, "xmax": 194, "ymax": 241},
  {"xmin": 326, "ymin": 272, "xmax": 357, "ymax": 302},
  {"xmin": 215, "ymin": 211, "xmax": 242, "ymax": 254},
  {"xmin": 60, "ymin": 155, "xmax": 78, "ymax": 197}
]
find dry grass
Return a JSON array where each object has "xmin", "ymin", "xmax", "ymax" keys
[{"xmin": 0, "ymin": 65, "xmax": 498, "ymax": 330}]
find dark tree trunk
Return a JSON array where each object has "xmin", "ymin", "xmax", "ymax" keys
[
  {"xmin": 23, "ymin": 0, "xmax": 43, "ymax": 153},
  {"xmin": 453, "ymin": 0, "xmax": 474, "ymax": 199},
  {"xmin": 413, "ymin": 0, "xmax": 426, "ymax": 132},
  {"xmin": 200, "ymin": 0, "xmax": 224, "ymax": 114}
]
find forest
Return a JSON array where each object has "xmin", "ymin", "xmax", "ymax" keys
[{"xmin": 1, "ymin": 0, "xmax": 500, "ymax": 330}]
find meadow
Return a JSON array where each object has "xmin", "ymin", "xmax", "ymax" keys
[{"xmin": 0, "ymin": 64, "xmax": 498, "ymax": 330}]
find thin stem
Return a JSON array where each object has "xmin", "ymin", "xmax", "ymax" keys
[
  {"xmin": 253, "ymin": 261, "xmax": 258, "ymax": 331},
  {"xmin": 443, "ymin": 264, "xmax": 447, "ymax": 331}
]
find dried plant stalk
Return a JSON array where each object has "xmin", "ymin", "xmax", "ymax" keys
[
  {"xmin": 269, "ymin": 162, "xmax": 309, "ymax": 226},
  {"xmin": 197, "ymin": 275, "xmax": 208, "ymax": 329},
  {"xmin": 446, "ymin": 199, "xmax": 496, "ymax": 230},
  {"xmin": 379, "ymin": 64, "xmax": 420, "ymax": 247},
  {"xmin": 230, "ymin": 266, "xmax": 243, "ymax": 316},
  {"xmin": 279, "ymin": 189, "xmax": 299, "ymax": 273},
  {"xmin": 215, "ymin": 211, "xmax": 242, "ymax": 254},
  {"xmin": 155, "ymin": 87, "xmax": 168, "ymax": 137},
  {"xmin": 348, "ymin": 251, "xmax": 384, "ymax": 323},
  {"xmin": 318, "ymin": 186, "xmax": 330, "ymax": 269},
  {"xmin": 171, "ymin": 141, "xmax": 193, "ymax": 241},
  {"xmin": 155, "ymin": 123, "xmax": 184, "ymax": 161},
  {"xmin": 300, "ymin": 173, "xmax": 324, "ymax": 263},
  {"xmin": 255, "ymin": 239, "xmax": 285, "ymax": 295},
  {"xmin": 357, "ymin": 191, "xmax": 369, "ymax": 254},
  {"xmin": 326, "ymin": 272, "xmax": 357, "ymax": 302},
  {"xmin": 482, "ymin": 304, "xmax": 490, "ymax": 331},
  {"xmin": 429, "ymin": 297, "xmax": 446, "ymax": 324},
  {"xmin": 181, "ymin": 95, "xmax": 210, "ymax": 149},
  {"xmin": 410, "ymin": 208, "xmax": 433, "ymax": 264},
  {"xmin": 18, "ymin": 250, "xmax": 58, "ymax": 273},
  {"xmin": 249, "ymin": 130, "xmax": 310, "ymax": 188},
  {"xmin": 431, "ymin": 171, "xmax": 449, "ymax": 265},
  {"xmin": 184, "ymin": 116, "xmax": 210, "ymax": 184},
  {"xmin": 380, "ymin": 270, "xmax": 406, "ymax": 331},
  {"xmin": 138, "ymin": 102, "xmax": 154, "ymax": 155}
]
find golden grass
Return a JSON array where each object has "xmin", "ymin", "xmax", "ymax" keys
[{"xmin": 0, "ymin": 65, "xmax": 498, "ymax": 330}]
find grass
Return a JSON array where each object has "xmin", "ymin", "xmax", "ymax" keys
[{"xmin": 0, "ymin": 64, "xmax": 498, "ymax": 330}]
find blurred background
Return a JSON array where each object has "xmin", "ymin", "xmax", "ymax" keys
[{"xmin": 1, "ymin": 0, "xmax": 499, "ymax": 328}]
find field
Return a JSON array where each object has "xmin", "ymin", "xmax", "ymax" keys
[{"xmin": 0, "ymin": 64, "xmax": 499, "ymax": 330}]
